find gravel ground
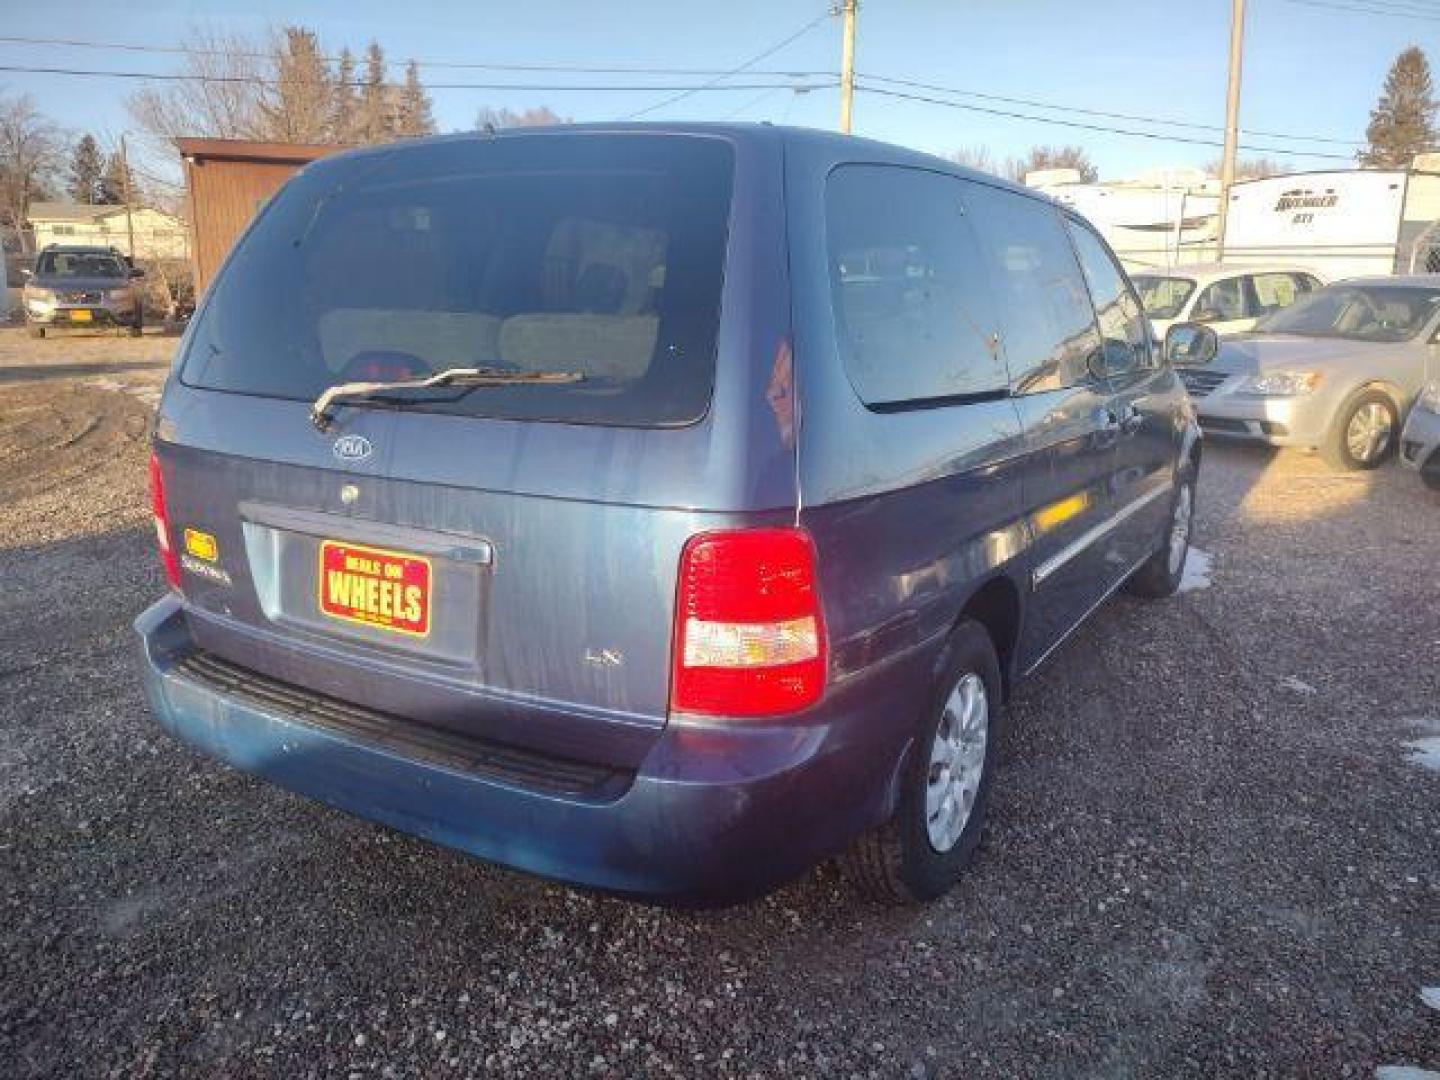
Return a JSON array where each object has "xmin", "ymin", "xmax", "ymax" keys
[{"xmin": 1, "ymin": 328, "xmax": 1438, "ymax": 1078}]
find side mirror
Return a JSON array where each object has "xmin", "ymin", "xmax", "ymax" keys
[{"xmin": 1164, "ymin": 322, "xmax": 1218, "ymax": 367}]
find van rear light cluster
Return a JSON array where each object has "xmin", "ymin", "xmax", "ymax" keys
[
  {"xmin": 671, "ymin": 528, "xmax": 827, "ymax": 717},
  {"xmin": 148, "ymin": 451, "xmax": 182, "ymax": 590}
]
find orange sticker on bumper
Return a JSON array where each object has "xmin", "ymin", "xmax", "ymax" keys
[{"xmin": 318, "ymin": 540, "xmax": 431, "ymax": 637}]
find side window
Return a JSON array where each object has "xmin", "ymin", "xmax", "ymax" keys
[
  {"xmin": 1193, "ymin": 277, "xmax": 1250, "ymax": 321},
  {"xmin": 1295, "ymin": 273, "xmax": 1321, "ymax": 294},
  {"xmin": 1251, "ymin": 272, "xmax": 1300, "ymax": 316},
  {"xmin": 1065, "ymin": 220, "xmax": 1152, "ymax": 374},
  {"xmin": 961, "ymin": 183, "xmax": 1100, "ymax": 394},
  {"xmin": 825, "ymin": 165, "xmax": 1008, "ymax": 406}
]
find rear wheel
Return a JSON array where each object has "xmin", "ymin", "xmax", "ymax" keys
[
  {"xmin": 1124, "ymin": 469, "xmax": 1195, "ymax": 599},
  {"xmin": 842, "ymin": 619, "xmax": 1000, "ymax": 904},
  {"xmin": 1321, "ymin": 389, "xmax": 1397, "ymax": 471},
  {"xmin": 27, "ymin": 325, "xmax": 44, "ymax": 339}
]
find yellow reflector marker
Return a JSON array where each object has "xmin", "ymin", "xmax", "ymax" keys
[
  {"xmin": 1034, "ymin": 492, "xmax": 1089, "ymax": 533},
  {"xmin": 183, "ymin": 528, "xmax": 218, "ymax": 563}
]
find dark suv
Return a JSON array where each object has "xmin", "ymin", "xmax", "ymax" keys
[
  {"xmin": 136, "ymin": 126, "xmax": 1200, "ymax": 905},
  {"xmin": 23, "ymin": 244, "xmax": 144, "ymax": 336}
]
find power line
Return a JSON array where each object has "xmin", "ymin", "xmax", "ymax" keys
[
  {"xmin": 0, "ymin": 63, "xmax": 832, "ymax": 94},
  {"xmin": 855, "ymin": 83, "xmax": 1355, "ymax": 161},
  {"xmin": 624, "ymin": 9, "xmax": 832, "ymax": 120},
  {"xmin": 1277, "ymin": 0, "xmax": 1440, "ymax": 19},
  {"xmin": 860, "ymin": 72, "xmax": 1364, "ymax": 147},
  {"xmin": 0, "ymin": 33, "xmax": 837, "ymax": 78}
]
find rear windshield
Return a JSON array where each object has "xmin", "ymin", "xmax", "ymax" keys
[
  {"xmin": 182, "ymin": 134, "xmax": 734, "ymax": 426},
  {"xmin": 1130, "ymin": 274, "xmax": 1196, "ymax": 320}
]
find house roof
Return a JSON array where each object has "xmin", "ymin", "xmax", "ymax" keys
[
  {"xmin": 175, "ymin": 137, "xmax": 342, "ymax": 165},
  {"xmin": 27, "ymin": 201, "xmax": 112, "ymax": 222},
  {"xmin": 27, "ymin": 201, "xmax": 181, "ymax": 225}
]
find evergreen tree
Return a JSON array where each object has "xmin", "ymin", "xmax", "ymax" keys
[
  {"xmin": 396, "ymin": 61, "xmax": 436, "ymax": 138},
  {"xmin": 97, "ymin": 150, "xmax": 137, "ymax": 205},
  {"xmin": 68, "ymin": 133, "xmax": 104, "ymax": 203},
  {"xmin": 332, "ymin": 47, "xmax": 358, "ymax": 143},
  {"xmin": 259, "ymin": 27, "xmax": 334, "ymax": 143},
  {"xmin": 1359, "ymin": 46, "xmax": 1438, "ymax": 168},
  {"xmin": 359, "ymin": 41, "xmax": 390, "ymax": 143}
]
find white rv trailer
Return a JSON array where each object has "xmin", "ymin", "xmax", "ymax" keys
[
  {"xmin": 1026, "ymin": 166, "xmax": 1221, "ymax": 272},
  {"xmin": 1221, "ymin": 158, "xmax": 1440, "ymax": 281}
]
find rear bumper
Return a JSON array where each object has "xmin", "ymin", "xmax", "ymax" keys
[
  {"xmin": 1400, "ymin": 406, "xmax": 1440, "ymax": 489},
  {"xmin": 135, "ymin": 596, "xmax": 923, "ymax": 904}
]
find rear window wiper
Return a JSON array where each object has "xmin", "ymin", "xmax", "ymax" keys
[{"xmin": 310, "ymin": 367, "xmax": 584, "ymax": 431}]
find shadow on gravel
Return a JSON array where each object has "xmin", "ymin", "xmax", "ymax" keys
[{"xmin": 0, "ymin": 361, "xmax": 168, "ymax": 383}]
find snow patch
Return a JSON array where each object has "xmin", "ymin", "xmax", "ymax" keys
[
  {"xmin": 1376, "ymin": 1068, "xmax": 1440, "ymax": 1080},
  {"xmin": 1403, "ymin": 737, "xmax": 1440, "ymax": 773},
  {"xmin": 1420, "ymin": 986, "xmax": 1440, "ymax": 1012},
  {"xmin": 1178, "ymin": 547, "xmax": 1213, "ymax": 593},
  {"xmin": 1280, "ymin": 676, "xmax": 1318, "ymax": 695}
]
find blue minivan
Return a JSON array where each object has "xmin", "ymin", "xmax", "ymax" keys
[{"xmin": 136, "ymin": 125, "xmax": 1200, "ymax": 905}]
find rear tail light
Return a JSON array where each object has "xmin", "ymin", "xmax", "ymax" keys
[
  {"xmin": 148, "ymin": 451, "xmax": 182, "ymax": 590},
  {"xmin": 671, "ymin": 528, "xmax": 827, "ymax": 717}
]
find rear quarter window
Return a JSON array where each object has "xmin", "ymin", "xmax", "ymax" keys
[
  {"xmin": 824, "ymin": 165, "xmax": 1009, "ymax": 408},
  {"xmin": 181, "ymin": 134, "xmax": 734, "ymax": 427}
]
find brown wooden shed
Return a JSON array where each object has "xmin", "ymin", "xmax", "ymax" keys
[{"xmin": 177, "ymin": 138, "xmax": 343, "ymax": 292}]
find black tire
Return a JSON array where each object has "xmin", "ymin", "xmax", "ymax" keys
[
  {"xmin": 842, "ymin": 619, "xmax": 1001, "ymax": 904},
  {"xmin": 1320, "ymin": 388, "xmax": 1398, "ymax": 471},
  {"xmin": 1124, "ymin": 468, "xmax": 1196, "ymax": 599},
  {"xmin": 28, "ymin": 325, "xmax": 44, "ymax": 339}
]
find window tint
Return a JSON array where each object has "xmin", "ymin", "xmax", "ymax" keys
[
  {"xmin": 182, "ymin": 134, "xmax": 733, "ymax": 427},
  {"xmin": 961, "ymin": 183, "xmax": 1100, "ymax": 394},
  {"xmin": 825, "ymin": 165, "xmax": 1007, "ymax": 407},
  {"xmin": 1194, "ymin": 277, "xmax": 1251, "ymax": 321},
  {"xmin": 1065, "ymin": 220, "xmax": 1151, "ymax": 374}
]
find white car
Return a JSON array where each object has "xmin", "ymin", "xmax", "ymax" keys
[{"xmin": 1132, "ymin": 263, "xmax": 1324, "ymax": 340}]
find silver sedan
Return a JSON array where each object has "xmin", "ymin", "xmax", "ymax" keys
[{"xmin": 1165, "ymin": 276, "xmax": 1440, "ymax": 470}]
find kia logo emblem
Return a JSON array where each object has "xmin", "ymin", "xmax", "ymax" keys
[{"xmin": 332, "ymin": 434, "xmax": 373, "ymax": 463}]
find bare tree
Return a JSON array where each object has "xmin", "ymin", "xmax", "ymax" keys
[
  {"xmin": 127, "ymin": 27, "xmax": 270, "ymax": 148},
  {"xmin": 474, "ymin": 106, "xmax": 568, "ymax": 130},
  {"xmin": 0, "ymin": 92, "xmax": 64, "ymax": 227},
  {"xmin": 1204, "ymin": 155, "xmax": 1284, "ymax": 180},
  {"xmin": 1006, "ymin": 145, "xmax": 1099, "ymax": 184},
  {"xmin": 949, "ymin": 145, "xmax": 1001, "ymax": 176},
  {"xmin": 258, "ymin": 27, "xmax": 335, "ymax": 143}
]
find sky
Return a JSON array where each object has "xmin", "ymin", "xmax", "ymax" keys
[{"xmin": 2, "ymin": 0, "xmax": 1434, "ymax": 186}]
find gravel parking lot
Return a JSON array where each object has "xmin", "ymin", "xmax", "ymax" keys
[{"xmin": 1, "ymin": 327, "xmax": 1437, "ymax": 1078}]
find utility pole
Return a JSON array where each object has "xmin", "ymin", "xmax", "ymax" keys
[
  {"xmin": 119, "ymin": 135, "xmax": 136, "ymax": 261},
  {"xmin": 1215, "ymin": 0, "xmax": 1245, "ymax": 262},
  {"xmin": 839, "ymin": 0, "xmax": 857, "ymax": 134}
]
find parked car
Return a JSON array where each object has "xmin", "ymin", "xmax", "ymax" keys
[
  {"xmin": 1400, "ymin": 381, "xmax": 1440, "ymax": 489},
  {"xmin": 1167, "ymin": 276, "xmax": 1440, "ymax": 470},
  {"xmin": 1132, "ymin": 262, "xmax": 1323, "ymax": 341},
  {"xmin": 21, "ymin": 244, "xmax": 145, "ymax": 336},
  {"xmin": 135, "ymin": 125, "xmax": 1201, "ymax": 906}
]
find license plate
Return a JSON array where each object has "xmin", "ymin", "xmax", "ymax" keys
[
  {"xmin": 69, "ymin": 309, "xmax": 93, "ymax": 323},
  {"xmin": 318, "ymin": 540, "xmax": 431, "ymax": 637}
]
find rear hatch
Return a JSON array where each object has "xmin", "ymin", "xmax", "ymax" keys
[{"xmin": 153, "ymin": 129, "xmax": 794, "ymax": 774}]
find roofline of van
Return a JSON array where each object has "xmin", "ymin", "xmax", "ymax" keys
[{"xmin": 295, "ymin": 122, "xmax": 1054, "ymax": 208}]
